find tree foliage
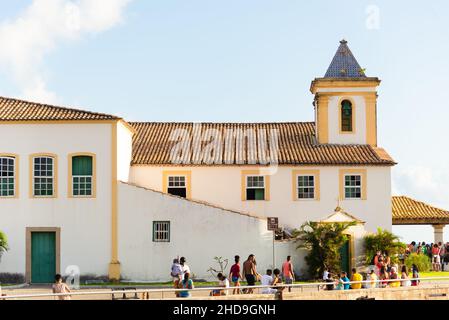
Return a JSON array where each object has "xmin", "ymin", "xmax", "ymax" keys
[
  {"xmin": 405, "ymin": 253, "xmax": 431, "ymax": 273},
  {"xmin": 293, "ymin": 221, "xmax": 356, "ymax": 279},
  {"xmin": 363, "ymin": 228, "xmax": 406, "ymax": 264}
]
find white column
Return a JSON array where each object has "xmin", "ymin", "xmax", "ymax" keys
[{"xmin": 432, "ymin": 224, "xmax": 446, "ymax": 244}]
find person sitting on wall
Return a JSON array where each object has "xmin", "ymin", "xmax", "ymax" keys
[
  {"xmin": 210, "ymin": 273, "xmax": 230, "ymax": 296},
  {"xmin": 178, "ymin": 273, "xmax": 194, "ymax": 298},
  {"xmin": 350, "ymin": 268, "xmax": 363, "ymax": 289}
]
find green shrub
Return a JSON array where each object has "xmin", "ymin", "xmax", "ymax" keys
[
  {"xmin": 0, "ymin": 273, "xmax": 25, "ymax": 284},
  {"xmin": 405, "ymin": 253, "xmax": 431, "ymax": 272}
]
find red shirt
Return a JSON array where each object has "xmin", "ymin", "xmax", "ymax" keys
[{"xmin": 230, "ymin": 264, "xmax": 240, "ymax": 278}]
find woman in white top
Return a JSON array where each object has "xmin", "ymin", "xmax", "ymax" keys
[{"xmin": 400, "ymin": 265, "xmax": 411, "ymax": 287}]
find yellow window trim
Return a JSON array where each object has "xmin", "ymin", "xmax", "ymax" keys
[
  {"xmin": 365, "ymin": 94, "xmax": 377, "ymax": 146},
  {"xmin": 316, "ymin": 95, "xmax": 329, "ymax": 144},
  {"xmin": 29, "ymin": 153, "xmax": 58, "ymax": 199},
  {"xmin": 291, "ymin": 169, "xmax": 320, "ymax": 201},
  {"xmin": 338, "ymin": 97, "xmax": 356, "ymax": 134},
  {"xmin": 0, "ymin": 153, "xmax": 19, "ymax": 199},
  {"xmin": 162, "ymin": 170, "xmax": 192, "ymax": 199},
  {"xmin": 339, "ymin": 169, "xmax": 367, "ymax": 200},
  {"xmin": 68, "ymin": 152, "xmax": 97, "ymax": 198},
  {"xmin": 241, "ymin": 169, "xmax": 271, "ymax": 201}
]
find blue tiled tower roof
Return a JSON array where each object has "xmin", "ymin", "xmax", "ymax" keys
[{"xmin": 324, "ymin": 40, "xmax": 366, "ymax": 78}]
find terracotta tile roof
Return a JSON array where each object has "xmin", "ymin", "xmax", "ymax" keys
[
  {"xmin": 130, "ymin": 122, "xmax": 396, "ymax": 166},
  {"xmin": 392, "ymin": 196, "xmax": 449, "ymax": 224},
  {"xmin": 0, "ymin": 96, "xmax": 119, "ymax": 121}
]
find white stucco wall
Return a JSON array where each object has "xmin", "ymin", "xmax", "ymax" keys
[
  {"xmin": 118, "ymin": 182, "xmax": 306, "ymax": 281},
  {"xmin": 327, "ymin": 95, "xmax": 367, "ymax": 145},
  {"xmin": 0, "ymin": 123, "xmax": 113, "ymax": 277},
  {"xmin": 117, "ymin": 122, "xmax": 133, "ymax": 182},
  {"xmin": 129, "ymin": 165, "xmax": 392, "ymax": 234}
]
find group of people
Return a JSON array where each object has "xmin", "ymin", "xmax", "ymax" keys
[
  {"xmin": 170, "ymin": 254, "xmax": 296, "ymax": 298},
  {"xmin": 323, "ymin": 264, "xmax": 420, "ymax": 291},
  {"xmin": 406, "ymin": 241, "xmax": 449, "ymax": 271},
  {"xmin": 170, "ymin": 256, "xmax": 193, "ymax": 298},
  {"xmin": 223, "ymin": 254, "xmax": 295, "ymax": 296}
]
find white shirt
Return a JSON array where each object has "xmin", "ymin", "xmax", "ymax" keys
[
  {"xmin": 261, "ymin": 274, "xmax": 273, "ymax": 286},
  {"xmin": 219, "ymin": 278, "xmax": 230, "ymax": 288},
  {"xmin": 323, "ymin": 271, "xmax": 330, "ymax": 280},
  {"xmin": 219, "ymin": 278, "xmax": 230, "ymax": 295},
  {"xmin": 181, "ymin": 264, "xmax": 191, "ymax": 279},
  {"xmin": 261, "ymin": 274, "xmax": 276, "ymax": 294}
]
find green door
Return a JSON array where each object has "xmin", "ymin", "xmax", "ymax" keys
[
  {"xmin": 339, "ymin": 239, "xmax": 350, "ymax": 273},
  {"xmin": 31, "ymin": 232, "xmax": 56, "ymax": 283}
]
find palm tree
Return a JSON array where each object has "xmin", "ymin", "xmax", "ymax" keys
[
  {"xmin": 364, "ymin": 228, "xmax": 405, "ymax": 264},
  {"xmin": 293, "ymin": 221, "xmax": 356, "ymax": 279}
]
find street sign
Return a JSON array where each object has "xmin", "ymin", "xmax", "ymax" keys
[{"xmin": 267, "ymin": 217, "xmax": 278, "ymax": 231}]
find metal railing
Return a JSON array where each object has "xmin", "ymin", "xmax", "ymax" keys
[{"xmin": 2, "ymin": 276, "xmax": 449, "ymax": 300}]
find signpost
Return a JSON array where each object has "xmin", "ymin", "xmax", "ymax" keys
[{"xmin": 267, "ymin": 217, "xmax": 279, "ymax": 269}]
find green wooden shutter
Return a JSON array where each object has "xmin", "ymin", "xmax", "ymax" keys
[
  {"xmin": 255, "ymin": 189, "xmax": 265, "ymax": 200},
  {"xmin": 341, "ymin": 100, "xmax": 353, "ymax": 131},
  {"xmin": 72, "ymin": 156, "xmax": 93, "ymax": 175}
]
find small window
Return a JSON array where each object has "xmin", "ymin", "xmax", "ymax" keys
[
  {"xmin": 33, "ymin": 156, "xmax": 54, "ymax": 197},
  {"xmin": 0, "ymin": 156, "xmax": 15, "ymax": 197},
  {"xmin": 246, "ymin": 176, "xmax": 265, "ymax": 200},
  {"xmin": 297, "ymin": 175, "xmax": 315, "ymax": 199},
  {"xmin": 344, "ymin": 175, "xmax": 362, "ymax": 199},
  {"xmin": 167, "ymin": 176, "xmax": 187, "ymax": 198},
  {"xmin": 72, "ymin": 156, "xmax": 93, "ymax": 197},
  {"xmin": 341, "ymin": 100, "xmax": 353, "ymax": 132},
  {"xmin": 153, "ymin": 221, "xmax": 170, "ymax": 242}
]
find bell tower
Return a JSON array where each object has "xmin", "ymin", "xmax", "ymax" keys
[{"xmin": 310, "ymin": 40, "xmax": 380, "ymax": 146}]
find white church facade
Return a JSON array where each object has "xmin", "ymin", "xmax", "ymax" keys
[{"xmin": 0, "ymin": 41, "xmax": 397, "ymax": 282}]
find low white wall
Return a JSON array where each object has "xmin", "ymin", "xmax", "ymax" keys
[{"xmin": 118, "ymin": 182, "xmax": 305, "ymax": 281}]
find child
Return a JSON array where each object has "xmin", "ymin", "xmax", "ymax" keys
[
  {"xmin": 52, "ymin": 274, "xmax": 71, "ymax": 300},
  {"xmin": 339, "ymin": 271, "xmax": 350, "ymax": 290},
  {"xmin": 171, "ymin": 258, "xmax": 183, "ymax": 296},
  {"xmin": 411, "ymin": 264, "xmax": 420, "ymax": 286}
]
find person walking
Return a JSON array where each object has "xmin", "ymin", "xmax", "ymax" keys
[
  {"xmin": 243, "ymin": 254, "xmax": 259, "ymax": 294},
  {"xmin": 281, "ymin": 256, "xmax": 294, "ymax": 292},
  {"xmin": 229, "ymin": 255, "xmax": 243, "ymax": 295},
  {"xmin": 52, "ymin": 274, "xmax": 71, "ymax": 300}
]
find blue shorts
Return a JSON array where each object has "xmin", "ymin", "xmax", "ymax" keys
[{"xmin": 232, "ymin": 277, "xmax": 239, "ymax": 283}]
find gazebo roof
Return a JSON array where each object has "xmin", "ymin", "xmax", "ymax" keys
[{"xmin": 392, "ymin": 196, "xmax": 449, "ymax": 225}]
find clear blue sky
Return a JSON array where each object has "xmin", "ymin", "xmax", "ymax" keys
[{"xmin": 0, "ymin": 1, "xmax": 448, "ymax": 243}]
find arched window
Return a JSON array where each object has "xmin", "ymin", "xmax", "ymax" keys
[{"xmin": 341, "ymin": 100, "xmax": 353, "ymax": 132}]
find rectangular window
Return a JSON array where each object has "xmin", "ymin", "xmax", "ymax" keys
[
  {"xmin": 72, "ymin": 156, "xmax": 93, "ymax": 197},
  {"xmin": 344, "ymin": 175, "xmax": 362, "ymax": 199},
  {"xmin": 153, "ymin": 221, "xmax": 170, "ymax": 242},
  {"xmin": 246, "ymin": 175, "xmax": 265, "ymax": 200},
  {"xmin": 0, "ymin": 157, "xmax": 15, "ymax": 197},
  {"xmin": 167, "ymin": 176, "xmax": 187, "ymax": 198},
  {"xmin": 297, "ymin": 175, "xmax": 315, "ymax": 199},
  {"xmin": 33, "ymin": 157, "xmax": 54, "ymax": 197}
]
